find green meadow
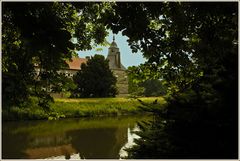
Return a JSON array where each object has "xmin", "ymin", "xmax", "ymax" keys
[{"xmin": 3, "ymin": 97, "xmax": 167, "ymax": 121}]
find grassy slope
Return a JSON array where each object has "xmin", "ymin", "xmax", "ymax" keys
[
  {"xmin": 3, "ymin": 97, "xmax": 166, "ymax": 121},
  {"xmin": 52, "ymin": 97, "xmax": 166, "ymax": 118}
]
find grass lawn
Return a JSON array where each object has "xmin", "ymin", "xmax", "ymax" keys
[
  {"xmin": 3, "ymin": 97, "xmax": 167, "ymax": 121},
  {"xmin": 52, "ymin": 97, "xmax": 166, "ymax": 118}
]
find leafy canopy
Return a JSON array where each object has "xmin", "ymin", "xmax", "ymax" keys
[
  {"xmin": 2, "ymin": 2, "xmax": 114, "ymax": 109},
  {"xmin": 105, "ymin": 2, "xmax": 238, "ymax": 159},
  {"xmin": 72, "ymin": 55, "xmax": 117, "ymax": 98}
]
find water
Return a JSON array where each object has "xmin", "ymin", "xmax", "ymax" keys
[{"xmin": 2, "ymin": 115, "xmax": 151, "ymax": 159}]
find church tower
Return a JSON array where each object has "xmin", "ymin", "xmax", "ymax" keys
[
  {"xmin": 107, "ymin": 36, "xmax": 126, "ymax": 70},
  {"xmin": 107, "ymin": 36, "xmax": 128, "ymax": 97}
]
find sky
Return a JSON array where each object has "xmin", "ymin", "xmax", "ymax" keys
[{"xmin": 77, "ymin": 32, "xmax": 146, "ymax": 68}]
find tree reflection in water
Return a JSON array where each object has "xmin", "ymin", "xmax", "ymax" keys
[{"xmin": 2, "ymin": 115, "xmax": 151, "ymax": 159}]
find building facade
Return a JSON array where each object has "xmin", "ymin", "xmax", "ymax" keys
[
  {"xmin": 65, "ymin": 37, "xmax": 128, "ymax": 97},
  {"xmin": 106, "ymin": 37, "xmax": 128, "ymax": 96}
]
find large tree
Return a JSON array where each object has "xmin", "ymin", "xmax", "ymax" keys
[
  {"xmin": 72, "ymin": 55, "xmax": 117, "ymax": 98},
  {"xmin": 104, "ymin": 2, "xmax": 238, "ymax": 159},
  {"xmin": 128, "ymin": 65, "xmax": 167, "ymax": 97},
  {"xmin": 2, "ymin": 2, "xmax": 112, "ymax": 109}
]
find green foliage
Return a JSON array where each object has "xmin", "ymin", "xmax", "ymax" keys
[
  {"xmin": 127, "ymin": 65, "xmax": 167, "ymax": 97},
  {"xmin": 2, "ymin": 2, "xmax": 238, "ymax": 158},
  {"xmin": 108, "ymin": 2, "xmax": 238, "ymax": 159},
  {"xmin": 108, "ymin": 2, "xmax": 237, "ymax": 97},
  {"xmin": 126, "ymin": 90, "xmax": 237, "ymax": 159},
  {"xmin": 140, "ymin": 79, "xmax": 167, "ymax": 97},
  {"xmin": 2, "ymin": 97, "xmax": 48, "ymax": 120},
  {"xmin": 2, "ymin": 2, "xmax": 113, "ymax": 109},
  {"xmin": 72, "ymin": 54, "xmax": 117, "ymax": 98},
  {"xmin": 127, "ymin": 66, "xmax": 144, "ymax": 96}
]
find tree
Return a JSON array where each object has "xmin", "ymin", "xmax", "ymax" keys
[
  {"xmin": 127, "ymin": 66, "xmax": 145, "ymax": 96},
  {"xmin": 140, "ymin": 79, "xmax": 167, "ymax": 97},
  {"xmin": 72, "ymin": 55, "xmax": 117, "ymax": 98},
  {"xmin": 2, "ymin": 2, "xmax": 238, "ymax": 158},
  {"xmin": 127, "ymin": 65, "xmax": 167, "ymax": 97},
  {"xmin": 105, "ymin": 2, "xmax": 238, "ymax": 159},
  {"xmin": 2, "ymin": 2, "xmax": 113, "ymax": 109}
]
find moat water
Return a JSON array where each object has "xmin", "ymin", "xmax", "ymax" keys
[{"xmin": 2, "ymin": 115, "xmax": 151, "ymax": 159}]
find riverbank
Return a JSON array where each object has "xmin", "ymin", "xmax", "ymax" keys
[{"xmin": 2, "ymin": 97, "xmax": 166, "ymax": 121}]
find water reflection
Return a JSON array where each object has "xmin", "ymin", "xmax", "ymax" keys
[
  {"xmin": 119, "ymin": 125, "xmax": 141, "ymax": 158},
  {"xmin": 2, "ymin": 115, "xmax": 151, "ymax": 159}
]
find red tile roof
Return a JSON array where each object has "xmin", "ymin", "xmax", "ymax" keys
[{"xmin": 66, "ymin": 57, "xmax": 87, "ymax": 70}]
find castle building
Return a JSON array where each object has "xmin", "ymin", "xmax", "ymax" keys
[
  {"xmin": 106, "ymin": 36, "xmax": 128, "ymax": 96},
  {"xmin": 65, "ymin": 36, "xmax": 128, "ymax": 97},
  {"xmin": 65, "ymin": 58, "xmax": 87, "ymax": 77}
]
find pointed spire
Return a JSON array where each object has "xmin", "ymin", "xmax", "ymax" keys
[
  {"xmin": 110, "ymin": 34, "xmax": 117, "ymax": 48},
  {"xmin": 113, "ymin": 35, "xmax": 115, "ymax": 42}
]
